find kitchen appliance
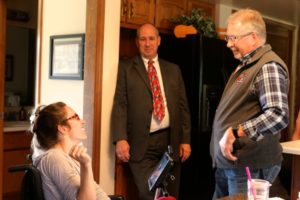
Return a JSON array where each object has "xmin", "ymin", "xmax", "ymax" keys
[{"xmin": 158, "ymin": 33, "xmax": 238, "ymax": 199}]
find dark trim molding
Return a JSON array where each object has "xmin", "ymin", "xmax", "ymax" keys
[
  {"xmin": 36, "ymin": 0, "xmax": 43, "ymax": 104},
  {"xmin": 0, "ymin": 1, "xmax": 6, "ymax": 198},
  {"xmin": 295, "ymin": 31, "xmax": 300, "ymax": 122},
  {"xmin": 84, "ymin": 0, "xmax": 105, "ymax": 181}
]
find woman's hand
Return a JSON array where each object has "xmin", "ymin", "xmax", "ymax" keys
[
  {"xmin": 70, "ymin": 143, "xmax": 96, "ymax": 200},
  {"xmin": 69, "ymin": 143, "xmax": 91, "ymax": 165}
]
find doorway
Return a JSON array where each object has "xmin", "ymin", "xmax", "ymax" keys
[
  {"xmin": 1, "ymin": 0, "xmax": 38, "ymax": 199},
  {"xmin": 0, "ymin": 0, "xmax": 6, "ymax": 198}
]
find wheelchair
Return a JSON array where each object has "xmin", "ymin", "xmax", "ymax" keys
[{"xmin": 8, "ymin": 155, "xmax": 124, "ymax": 200}]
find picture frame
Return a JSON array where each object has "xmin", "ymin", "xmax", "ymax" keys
[
  {"xmin": 5, "ymin": 54, "xmax": 14, "ymax": 81},
  {"xmin": 49, "ymin": 34, "xmax": 85, "ymax": 80}
]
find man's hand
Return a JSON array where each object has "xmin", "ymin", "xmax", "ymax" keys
[
  {"xmin": 219, "ymin": 127, "xmax": 238, "ymax": 161},
  {"xmin": 179, "ymin": 144, "xmax": 191, "ymax": 162},
  {"xmin": 116, "ymin": 140, "xmax": 130, "ymax": 162}
]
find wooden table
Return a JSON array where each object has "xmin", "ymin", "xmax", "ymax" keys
[
  {"xmin": 281, "ymin": 140, "xmax": 300, "ymax": 200},
  {"xmin": 218, "ymin": 193, "xmax": 247, "ymax": 200}
]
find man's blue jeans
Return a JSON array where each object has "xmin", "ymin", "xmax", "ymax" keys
[{"xmin": 212, "ymin": 165, "xmax": 281, "ymax": 200}]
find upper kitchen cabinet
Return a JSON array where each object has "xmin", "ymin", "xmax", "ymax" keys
[
  {"xmin": 120, "ymin": 0, "xmax": 216, "ymax": 32},
  {"xmin": 121, "ymin": 0, "xmax": 155, "ymax": 29},
  {"xmin": 186, "ymin": 0, "xmax": 215, "ymax": 20},
  {"xmin": 6, "ymin": 0, "xmax": 37, "ymax": 29},
  {"xmin": 155, "ymin": 0, "xmax": 186, "ymax": 31}
]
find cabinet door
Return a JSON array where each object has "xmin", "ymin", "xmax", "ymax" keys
[
  {"xmin": 122, "ymin": 0, "xmax": 155, "ymax": 26},
  {"xmin": 3, "ymin": 131, "xmax": 32, "ymax": 200},
  {"xmin": 155, "ymin": 0, "xmax": 186, "ymax": 31},
  {"xmin": 186, "ymin": 0, "xmax": 215, "ymax": 20}
]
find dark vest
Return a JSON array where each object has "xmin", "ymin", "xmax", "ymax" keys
[{"xmin": 210, "ymin": 44, "xmax": 289, "ymax": 169}]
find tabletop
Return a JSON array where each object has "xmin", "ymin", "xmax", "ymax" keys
[{"xmin": 281, "ymin": 140, "xmax": 300, "ymax": 155}]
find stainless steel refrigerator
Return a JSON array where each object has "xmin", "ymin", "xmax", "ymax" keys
[{"xmin": 158, "ymin": 33, "xmax": 238, "ymax": 199}]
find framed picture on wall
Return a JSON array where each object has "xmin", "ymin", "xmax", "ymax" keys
[
  {"xmin": 5, "ymin": 54, "xmax": 14, "ymax": 81},
  {"xmin": 49, "ymin": 34, "xmax": 85, "ymax": 80}
]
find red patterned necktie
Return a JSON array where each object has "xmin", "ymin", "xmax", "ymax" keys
[{"xmin": 148, "ymin": 59, "xmax": 165, "ymax": 122}]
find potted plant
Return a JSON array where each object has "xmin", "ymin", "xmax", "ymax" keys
[{"xmin": 172, "ymin": 8, "xmax": 219, "ymax": 39}]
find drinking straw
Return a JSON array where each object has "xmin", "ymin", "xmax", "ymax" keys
[{"xmin": 245, "ymin": 166, "xmax": 256, "ymax": 200}]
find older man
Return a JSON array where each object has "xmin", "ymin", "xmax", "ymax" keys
[{"xmin": 210, "ymin": 8, "xmax": 289, "ymax": 199}]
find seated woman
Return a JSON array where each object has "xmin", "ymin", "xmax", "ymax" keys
[
  {"xmin": 30, "ymin": 102, "xmax": 110, "ymax": 200},
  {"xmin": 292, "ymin": 111, "xmax": 300, "ymax": 140}
]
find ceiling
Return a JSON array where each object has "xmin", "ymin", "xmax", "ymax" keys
[{"xmin": 212, "ymin": 0, "xmax": 300, "ymax": 26}]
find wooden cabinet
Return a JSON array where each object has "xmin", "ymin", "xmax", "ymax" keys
[
  {"xmin": 119, "ymin": 28, "xmax": 139, "ymax": 59},
  {"xmin": 121, "ymin": 0, "xmax": 155, "ymax": 28},
  {"xmin": 3, "ymin": 131, "xmax": 32, "ymax": 200},
  {"xmin": 115, "ymin": 159, "xmax": 138, "ymax": 199},
  {"xmin": 120, "ymin": 0, "xmax": 215, "ymax": 32},
  {"xmin": 155, "ymin": 0, "xmax": 186, "ymax": 31}
]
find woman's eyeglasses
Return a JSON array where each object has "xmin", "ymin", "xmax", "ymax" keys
[{"xmin": 65, "ymin": 113, "xmax": 80, "ymax": 121}]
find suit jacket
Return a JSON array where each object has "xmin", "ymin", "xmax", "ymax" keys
[{"xmin": 112, "ymin": 56, "xmax": 191, "ymax": 162}]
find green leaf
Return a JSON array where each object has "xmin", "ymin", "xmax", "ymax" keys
[{"xmin": 172, "ymin": 8, "xmax": 219, "ymax": 38}]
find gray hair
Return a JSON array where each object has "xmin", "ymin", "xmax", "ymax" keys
[{"xmin": 228, "ymin": 8, "xmax": 266, "ymax": 43}]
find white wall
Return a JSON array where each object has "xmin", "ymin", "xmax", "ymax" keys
[
  {"xmin": 216, "ymin": 4, "xmax": 232, "ymax": 28},
  {"xmin": 40, "ymin": 0, "xmax": 86, "ymax": 116},
  {"xmin": 39, "ymin": 0, "xmax": 120, "ymax": 193},
  {"xmin": 99, "ymin": 0, "xmax": 121, "ymax": 194},
  {"xmin": 217, "ymin": 4, "xmax": 298, "ymax": 29}
]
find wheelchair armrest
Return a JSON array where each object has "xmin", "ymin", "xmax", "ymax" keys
[
  {"xmin": 8, "ymin": 164, "xmax": 33, "ymax": 173},
  {"xmin": 108, "ymin": 195, "xmax": 124, "ymax": 200}
]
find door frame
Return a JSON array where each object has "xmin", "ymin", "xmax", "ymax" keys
[
  {"xmin": 83, "ymin": 0, "xmax": 105, "ymax": 180},
  {"xmin": 0, "ymin": 0, "xmax": 6, "ymax": 199}
]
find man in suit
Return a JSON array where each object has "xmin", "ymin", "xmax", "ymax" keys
[{"xmin": 112, "ymin": 23, "xmax": 191, "ymax": 200}]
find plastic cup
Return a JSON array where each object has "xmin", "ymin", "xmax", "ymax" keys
[{"xmin": 247, "ymin": 179, "xmax": 271, "ymax": 200}]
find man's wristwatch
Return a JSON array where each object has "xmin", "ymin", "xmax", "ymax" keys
[{"xmin": 232, "ymin": 126, "xmax": 239, "ymax": 138}]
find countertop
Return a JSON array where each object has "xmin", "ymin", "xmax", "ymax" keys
[
  {"xmin": 280, "ymin": 140, "xmax": 300, "ymax": 155},
  {"xmin": 4, "ymin": 121, "xmax": 30, "ymax": 132}
]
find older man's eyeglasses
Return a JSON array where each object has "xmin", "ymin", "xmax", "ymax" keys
[
  {"xmin": 65, "ymin": 113, "xmax": 80, "ymax": 121},
  {"xmin": 224, "ymin": 32, "xmax": 253, "ymax": 42}
]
